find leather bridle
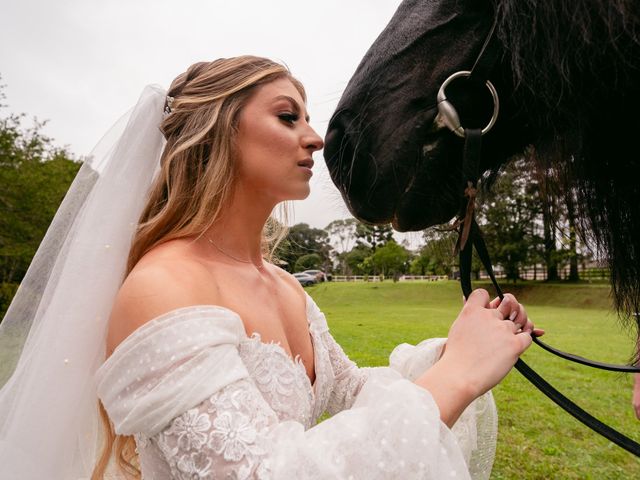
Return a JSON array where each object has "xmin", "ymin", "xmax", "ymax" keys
[{"xmin": 435, "ymin": 18, "xmax": 640, "ymax": 456}]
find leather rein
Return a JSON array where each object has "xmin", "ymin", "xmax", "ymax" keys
[{"xmin": 435, "ymin": 19, "xmax": 640, "ymax": 456}]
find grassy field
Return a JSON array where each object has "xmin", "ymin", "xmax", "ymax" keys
[{"xmin": 307, "ymin": 280, "xmax": 640, "ymax": 479}]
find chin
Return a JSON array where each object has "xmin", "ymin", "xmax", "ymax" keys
[{"xmin": 289, "ymin": 184, "xmax": 311, "ymax": 201}]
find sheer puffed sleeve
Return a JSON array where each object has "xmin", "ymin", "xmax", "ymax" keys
[
  {"xmin": 153, "ymin": 369, "xmax": 470, "ymax": 479},
  {"xmin": 96, "ymin": 306, "xmax": 251, "ymax": 437},
  {"xmin": 390, "ymin": 339, "xmax": 498, "ymax": 478},
  {"xmin": 97, "ymin": 305, "xmax": 484, "ymax": 479},
  {"xmin": 306, "ymin": 294, "xmax": 497, "ymax": 478}
]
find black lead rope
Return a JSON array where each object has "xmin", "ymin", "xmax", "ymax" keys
[{"xmin": 457, "ymin": 128, "xmax": 640, "ymax": 457}]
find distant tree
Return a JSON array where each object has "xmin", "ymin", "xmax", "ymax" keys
[
  {"xmin": 325, "ymin": 218, "xmax": 358, "ymax": 253},
  {"xmin": 0, "ymin": 87, "xmax": 81, "ymax": 287},
  {"xmin": 409, "ymin": 253, "xmax": 430, "ymax": 275},
  {"xmin": 538, "ymin": 168, "xmax": 560, "ymax": 281},
  {"xmin": 342, "ymin": 246, "xmax": 372, "ymax": 275},
  {"xmin": 354, "ymin": 223, "xmax": 394, "ymax": 251},
  {"xmin": 370, "ymin": 240, "xmax": 410, "ymax": 277},
  {"xmin": 277, "ymin": 223, "xmax": 332, "ymax": 272},
  {"xmin": 294, "ymin": 253, "xmax": 322, "ymax": 272},
  {"xmin": 420, "ymin": 229, "xmax": 458, "ymax": 277},
  {"xmin": 479, "ymin": 158, "xmax": 542, "ymax": 282},
  {"xmin": 564, "ymin": 190, "xmax": 580, "ymax": 281},
  {"xmin": 0, "ymin": 82, "xmax": 82, "ymax": 317}
]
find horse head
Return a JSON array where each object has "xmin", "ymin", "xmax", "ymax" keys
[{"xmin": 325, "ymin": 0, "xmax": 640, "ymax": 316}]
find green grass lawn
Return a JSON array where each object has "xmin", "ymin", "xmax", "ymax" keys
[{"xmin": 307, "ymin": 280, "xmax": 640, "ymax": 479}]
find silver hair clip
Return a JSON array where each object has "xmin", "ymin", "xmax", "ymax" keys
[{"xmin": 164, "ymin": 96, "xmax": 175, "ymax": 115}]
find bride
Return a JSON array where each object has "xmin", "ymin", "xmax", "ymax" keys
[{"xmin": 0, "ymin": 56, "xmax": 539, "ymax": 479}]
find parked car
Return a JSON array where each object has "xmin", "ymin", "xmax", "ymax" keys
[
  {"xmin": 293, "ymin": 272, "xmax": 318, "ymax": 287},
  {"xmin": 303, "ymin": 269, "xmax": 327, "ymax": 282}
]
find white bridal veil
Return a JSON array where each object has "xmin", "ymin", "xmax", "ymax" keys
[{"xmin": 0, "ymin": 86, "xmax": 167, "ymax": 479}]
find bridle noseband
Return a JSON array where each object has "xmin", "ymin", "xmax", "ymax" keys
[{"xmin": 435, "ymin": 18, "xmax": 640, "ymax": 457}]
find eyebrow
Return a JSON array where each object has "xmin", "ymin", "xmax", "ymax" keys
[{"xmin": 273, "ymin": 95, "xmax": 310, "ymax": 122}]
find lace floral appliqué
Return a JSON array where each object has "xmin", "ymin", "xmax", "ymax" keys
[
  {"xmin": 155, "ymin": 379, "xmax": 275, "ymax": 480},
  {"xmin": 210, "ymin": 411, "xmax": 261, "ymax": 462},
  {"xmin": 167, "ymin": 409, "xmax": 211, "ymax": 451}
]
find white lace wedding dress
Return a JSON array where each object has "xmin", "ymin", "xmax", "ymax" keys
[{"xmin": 97, "ymin": 293, "xmax": 497, "ymax": 479}]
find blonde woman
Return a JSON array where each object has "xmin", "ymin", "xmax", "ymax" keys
[{"xmin": 0, "ymin": 57, "xmax": 537, "ymax": 479}]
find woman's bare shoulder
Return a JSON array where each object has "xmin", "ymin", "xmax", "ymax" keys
[
  {"xmin": 107, "ymin": 240, "xmax": 221, "ymax": 354},
  {"xmin": 269, "ymin": 263, "xmax": 307, "ymax": 300}
]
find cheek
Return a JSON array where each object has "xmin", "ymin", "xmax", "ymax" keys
[
  {"xmin": 261, "ymin": 125, "xmax": 296, "ymax": 156},
  {"xmin": 239, "ymin": 125, "xmax": 296, "ymax": 170}
]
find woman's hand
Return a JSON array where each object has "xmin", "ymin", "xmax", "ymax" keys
[
  {"xmin": 442, "ymin": 289, "xmax": 535, "ymax": 397},
  {"xmin": 488, "ymin": 293, "xmax": 545, "ymax": 337},
  {"xmin": 416, "ymin": 289, "xmax": 540, "ymax": 427}
]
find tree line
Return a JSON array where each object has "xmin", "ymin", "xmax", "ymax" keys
[{"xmin": 0, "ymin": 82, "xmax": 81, "ymax": 314}]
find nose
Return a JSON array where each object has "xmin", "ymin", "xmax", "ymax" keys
[{"xmin": 303, "ymin": 125, "xmax": 324, "ymax": 153}]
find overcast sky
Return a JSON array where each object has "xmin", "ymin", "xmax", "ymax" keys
[{"xmin": 1, "ymin": 0, "xmax": 411, "ymax": 235}]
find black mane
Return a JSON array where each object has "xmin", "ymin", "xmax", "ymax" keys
[
  {"xmin": 496, "ymin": 0, "xmax": 639, "ymax": 124},
  {"xmin": 495, "ymin": 0, "xmax": 640, "ymax": 320}
]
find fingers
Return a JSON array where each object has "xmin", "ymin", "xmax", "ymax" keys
[
  {"xmin": 494, "ymin": 294, "xmax": 533, "ymax": 333},
  {"xmin": 515, "ymin": 329, "xmax": 534, "ymax": 351},
  {"xmin": 489, "ymin": 296, "xmax": 501, "ymax": 309},
  {"xmin": 514, "ymin": 303, "xmax": 529, "ymax": 331},
  {"xmin": 496, "ymin": 294, "xmax": 518, "ymax": 321},
  {"xmin": 465, "ymin": 289, "xmax": 490, "ymax": 309},
  {"xmin": 467, "ymin": 290, "xmax": 542, "ymax": 343}
]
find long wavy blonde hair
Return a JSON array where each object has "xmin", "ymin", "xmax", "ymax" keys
[{"xmin": 92, "ymin": 56, "xmax": 304, "ymax": 479}]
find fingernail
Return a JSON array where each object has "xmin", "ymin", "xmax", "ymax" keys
[{"xmin": 509, "ymin": 311, "xmax": 517, "ymax": 321}]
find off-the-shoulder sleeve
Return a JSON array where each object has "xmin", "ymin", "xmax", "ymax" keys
[
  {"xmin": 97, "ymin": 306, "xmax": 479, "ymax": 479},
  {"xmin": 96, "ymin": 305, "xmax": 251, "ymax": 436}
]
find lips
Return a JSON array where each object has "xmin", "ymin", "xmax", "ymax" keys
[{"xmin": 297, "ymin": 158, "xmax": 314, "ymax": 169}]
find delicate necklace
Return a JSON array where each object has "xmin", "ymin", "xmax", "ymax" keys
[{"xmin": 207, "ymin": 237, "xmax": 264, "ymax": 269}]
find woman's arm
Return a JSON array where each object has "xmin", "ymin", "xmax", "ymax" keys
[
  {"xmin": 322, "ymin": 289, "xmax": 535, "ymax": 427},
  {"xmin": 152, "ymin": 371, "xmax": 471, "ymax": 479},
  {"xmin": 415, "ymin": 290, "xmax": 535, "ymax": 427}
]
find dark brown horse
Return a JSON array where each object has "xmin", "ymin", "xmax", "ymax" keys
[{"xmin": 324, "ymin": 0, "xmax": 640, "ymax": 330}]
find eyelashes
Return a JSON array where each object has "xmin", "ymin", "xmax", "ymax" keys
[{"xmin": 278, "ymin": 112, "xmax": 299, "ymax": 124}]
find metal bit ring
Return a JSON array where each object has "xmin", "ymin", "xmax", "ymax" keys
[{"xmin": 436, "ymin": 70, "xmax": 499, "ymax": 138}]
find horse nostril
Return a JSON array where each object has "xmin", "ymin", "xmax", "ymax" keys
[
  {"xmin": 324, "ymin": 113, "xmax": 356, "ymax": 184},
  {"xmin": 324, "ymin": 124, "xmax": 342, "ymax": 163}
]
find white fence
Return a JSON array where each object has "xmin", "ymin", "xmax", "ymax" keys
[
  {"xmin": 332, "ymin": 275, "xmax": 448, "ymax": 282},
  {"xmin": 399, "ymin": 275, "xmax": 448, "ymax": 281},
  {"xmin": 332, "ymin": 275, "xmax": 381, "ymax": 282}
]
